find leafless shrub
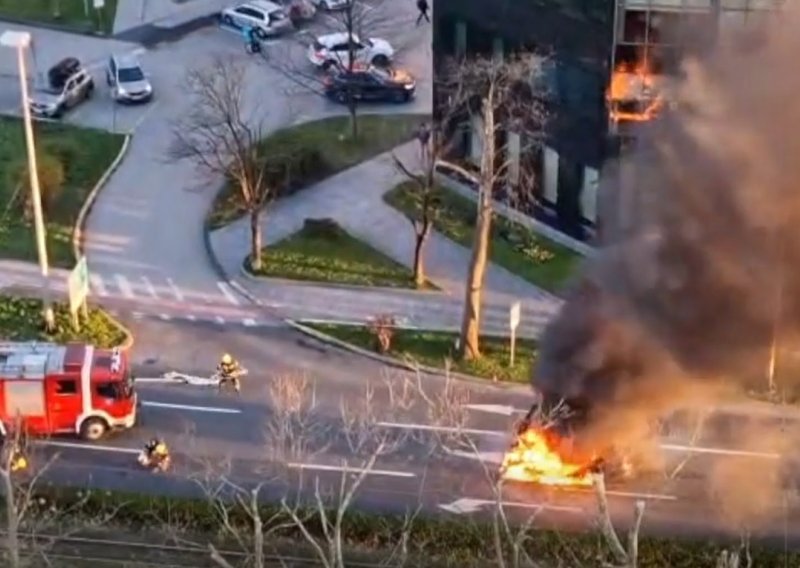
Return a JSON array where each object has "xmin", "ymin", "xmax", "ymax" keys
[
  {"xmin": 592, "ymin": 471, "xmax": 645, "ymax": 568},
  {"xmin": 368, "ymin": 314, "xmax": 396, "ymax": 354},
  {"xmin": 265, "ymin": 374, "xmax": 327, "ymax": 462},
  {"xmin": 340, "ymin": 382, "xmax": 409, "ymax": 457}
]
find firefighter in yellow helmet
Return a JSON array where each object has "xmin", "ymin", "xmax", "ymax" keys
[
  {"xmin": 216, "ymin": 353, "xmax": 242, "ymax": 392},
  {"xmin": 9, "ymin": 442, "xmax": 28, "ymax": 472},
  {"xmin": 143, "ymin": 437, "xmax": 170, "ymax": 471}
]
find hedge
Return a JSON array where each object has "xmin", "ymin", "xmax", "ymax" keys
[{"xmin": 14, "ymin": 486, "xmax": 797, "ymax": 567}]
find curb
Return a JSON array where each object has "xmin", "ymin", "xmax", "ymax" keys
[
  {"xmin": 239, "ymin": 260, "xmax": 447, "ymax": 296},
  {"xmin": 70, "ymin": 134, "xmax": 133, "ymax": 350},
  {"xmin": 72, "ymin": 134, "xmax": 132, "ymax": 260},
  {"xmin": 286, "ymin": 319, "xmax": 530, "ymax": 392}
]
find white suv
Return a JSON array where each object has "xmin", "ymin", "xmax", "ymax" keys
[
  {"xmin": 221, "ymin": 1, "xmax": 293, "ymax": 38},
  {"xmin": 307, "ymin": 32, "xmax": 394, "ymax": 70}
]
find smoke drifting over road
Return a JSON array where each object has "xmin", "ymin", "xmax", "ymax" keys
[{"xmin": 534, "ymin": 9, "xmax": 800, "ymax": 466}]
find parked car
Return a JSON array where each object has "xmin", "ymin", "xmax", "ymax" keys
[
  {"xmin": 29, "ymin": 57, "xmax": 94, "ymax": 119},
  {"xmin": 220, "ymin": 0, "xmax": 293, "ymax": 38},
  {"xmin": 307, "ymin": 32, "xmax": 394, "ymax": 70},
  {"xmin": 324, "ymin": 65, "xmax": 415, "ymax": 103},
  {"xmin": 284, "ymin": 0, "xmax": 316, "ymax": 22},
  {"xmin": 309, "ymin": 0, "xmax": 349, "ymax": 10},
  {"xmin": 106, "ymin": 54, "xmax": 153, "ymax": 104}
]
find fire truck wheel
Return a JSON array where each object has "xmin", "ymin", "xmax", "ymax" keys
[{"xmin": 79, "ymin": 417, "xmax": 108, "ymax": 441}]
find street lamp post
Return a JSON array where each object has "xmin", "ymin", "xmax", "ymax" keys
[{"xmin": 0, "ymin": 30, "xmax": 55, "ymax": 331}]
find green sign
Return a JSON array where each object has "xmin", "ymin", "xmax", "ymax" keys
[{"xmin": 68, "ymin": 256, "xmax": 89, "ymax": 314}]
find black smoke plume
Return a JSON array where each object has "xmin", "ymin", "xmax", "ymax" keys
[{"xmin": 533, "ymin": 8, "xmax": 800, "ymax": 448}]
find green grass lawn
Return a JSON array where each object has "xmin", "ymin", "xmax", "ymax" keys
[
  {"xmin": 0, "ymin": 0, "xmax": 118, "ymax": 34},
  {"xmin": 385, "ymin": 181, "xmax": 582, "ymax": 293},
  {"xmin": 0, "ymin": 117, "xmax": 125, "ymax": 268},
  {"xmin": 306, "ymin": 322, "xmax": 535, "ymax": 383},
  {"xmin": 0, "ymin": 295, "xmax": 127, "ymax": 347},
  {"xmin": 248, "ymin": 218, "xmax": 425, "ymax": 289},
  {"xmin": 209, "ymin": 114, "xmax": 427, "ymax": 229}
]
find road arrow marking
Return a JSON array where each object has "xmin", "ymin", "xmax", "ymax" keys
[
  {"xmin": 140, "ymin": 401, "xmax": 241, "ymax": 414},
  {"xmin": 439, "ymin": 497, "xmax": 582, "ymax": 515},
  {"xmin": 465, "ymin": 404, "xmax": 527, "ymax": 416}
]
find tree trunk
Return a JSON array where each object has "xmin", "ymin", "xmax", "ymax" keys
[
  {"xmin": 249, "ymin": 208, "xmax": 263, "ymax": 272},
  {"xmin": 348, "ymin": 99, "xmax": 358, "ymax": 140},
  {"xmin": 412, "ymin": 224, "xmax": 430, "ymax": 288},
  {"xmin": 2, "ymin": 470, "xmax": 20, "ymax": 568},
  {"xmin": 460, "ymin": 193, "xmax": 492, "ymax": 360}
]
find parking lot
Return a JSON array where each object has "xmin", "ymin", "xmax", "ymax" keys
[{"xmin": 0, "ymin": 0, "xmax": 430, "ymax": 135}]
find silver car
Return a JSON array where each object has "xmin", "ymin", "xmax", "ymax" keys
[{"xmin": 106, "ymin": 54, "xmax": 153, "ymax": 104}]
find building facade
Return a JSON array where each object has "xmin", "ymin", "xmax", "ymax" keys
[{"xmin": 433, "ymin": 0, "xmax": 783, "ymax": 241}]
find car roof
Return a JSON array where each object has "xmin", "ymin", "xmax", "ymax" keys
[
  {"xmin": 241, "ymin": 0, "xmax": 283, "ymax": 12},
  {"xmin": 316, "ymin": 32, "xmax": 361, "ymax": 45},
  {"xmin": 112, "ymin": 53, "xmax": 141, "ymax": 68}
]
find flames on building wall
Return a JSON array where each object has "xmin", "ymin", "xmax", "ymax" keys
[{"xmin": 607, "ymin": 60, "xmax": 664, "ymax": 123}]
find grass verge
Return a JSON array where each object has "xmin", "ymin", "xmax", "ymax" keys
[
  {"xmin": 25, "ymin": 487, "xmax": 800, "ymax": 568},
  {"xmin": 208, "ymin": 114, "xmax": 427, "ymax": 229},
  {"xmin": 305, "ymin": 321, "xmax": 534, "ymax": 383},
  {"xmin": 384, "ymin": 181, "xmax": 582, "ymax": 293},
  {"xmin": 0, "ymin": 0, "xmax": 118, "ymax": 34},
  {"xmin": 248, "ymin": 218, "xmax": 426, "ymax": 289},
  {"xmin": 0, "ymin": 295, "xmax": 127, "ymax": 347},
  {"xmin": 0, "ymin": 117, "xmax": 125, "ymax": 267}
]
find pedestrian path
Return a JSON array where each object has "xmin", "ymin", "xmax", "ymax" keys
[{"xmin": 209, "ymin": 142, "xmax": 570, "ymax": 337}]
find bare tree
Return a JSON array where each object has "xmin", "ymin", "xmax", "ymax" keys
[
  {"xmin": 264, "ymin": 374, "xmax": 329, "ymax": 462},
  {"xmin": 592, "ymin": 471, "xmax": 646, "ymax": 568},
  {"xmin": 437, "ymin": 54, "xmax": 550, "ymax": 359},
  {"xmin": 392, "ymin": 121, "xmax": 444, "ymax": 287},
  {"xmin": 170, "ymin": 55, "xmax": 274, "ymax": 271}
]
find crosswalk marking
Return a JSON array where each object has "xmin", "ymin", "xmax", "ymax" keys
[
  {"xmin": 140, "ymin": 276, "xmax": 158, "ymax": 299},
  {"xmin": 114, "ymin": 274, "xmax": 135, "ymax": 299},
  {"xmin": 217, "ymin": 282, "xmax": 240, "ymax": 306},
  {"xmin": 90, "ymin": 274, "xmax": 108, "ymax": 297},
  {"xmin": 166, "ymin": 278, "xmax": 184, "ymax": 302}
]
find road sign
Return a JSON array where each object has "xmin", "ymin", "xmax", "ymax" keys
[
  {"xmin": 68, "ymin": 256, "xmax": 89, "ymax": 315},
  {"xmin": 509, "ymin": 301, "xmax": 521, "ymax": 331},
  {"xmin": 93, "ymin": 0, "xmax": 105, "ymax": 8}
]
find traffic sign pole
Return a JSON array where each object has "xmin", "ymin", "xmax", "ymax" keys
[{"xmin": 509, "ymin": 301, "xmax": 521, "ymax": 367}]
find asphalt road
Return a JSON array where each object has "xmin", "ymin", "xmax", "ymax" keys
[{"xmin": 16, "ymin": 314, "xmax": 799, "ymax": 547}]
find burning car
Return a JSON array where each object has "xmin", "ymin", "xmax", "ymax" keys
[{"xmin": 499, "ymin": 393, "xmax": 636, "ymax": 487}]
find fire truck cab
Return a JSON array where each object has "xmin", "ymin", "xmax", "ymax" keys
[{"xmin": 0, "ymin": 341, "xmax": 137, "ymax": 441}]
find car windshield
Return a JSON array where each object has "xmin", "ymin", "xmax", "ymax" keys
[
  {"xmin": 269, "ymin": 9, "xmax": 287, "ymax": 21},
  {"xmin": 118, "ymin": 66, "xmax": 145, "ymax": 82}
]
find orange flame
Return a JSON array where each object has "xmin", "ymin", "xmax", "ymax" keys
[
  {"xmin": 500, "ymin": 426, "xmax": 594, "ymax": 486},
  {"xmin": 607, "ymin": 60, "xmax": 664, "ymax": 123}
]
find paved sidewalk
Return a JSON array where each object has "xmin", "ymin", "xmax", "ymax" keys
[
  {"xmin": 210, "ymin": 142, "xmax": 565, "ymax": 337},
  {"xmin": 113, "ymin": 0, "xmax": 229, "ymax": 34}
]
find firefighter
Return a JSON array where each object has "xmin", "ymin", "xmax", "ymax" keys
[
  {"xmin": 142, "ymin": 437, "xmax": 170, "ymax": 471},
  {"xmin": 9, "ymin": 443, "xmax": 27, "ymax": 473},
  {"xmin": 217, "ymin": 353, "xmax": 242, "ymax": 392}
]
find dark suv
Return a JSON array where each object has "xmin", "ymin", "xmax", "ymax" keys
[{"xmin": 30, "ymin": 57, "xmax": 94, "ymax": 119}]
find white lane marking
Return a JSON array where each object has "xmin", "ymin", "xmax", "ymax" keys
[
  {"xmin": 242, "ymin": 318, "xmax": 257, "ymax": 327},
  {"xmin": 90, "ymin": 274, "xmax": 108, "ymax": 297},
  {"xmin": 465, "ymin": 404, "xmax": 526, "ymax": 416},
  {"xmin": 159, "ymin": 314, "xmax": 171, "ymax": 320},
  {"xmin": 376, "ymin": 421, "xmax": 506, "ymax": 438},
  {"xmin": 217, "ymin": 282, "xmax": 240, "ymax": 306},
  {"xmin": 114, "ymin": 274, "xmax": 135, "ymax": 299},
  {"xmin": 140, "ymin": 401, "xmax": 241, "ymax": 414},
  {"xmin": 446, "ymin": 448, "xmax": 505, "ymax": 465},
  {"xmin": 140, "ymin": 276, "xmax": 158, "ymax": 299},
  {"xmin": 166, "ymin": 278, "xmax": 185, "ymax": 302},
  {"xmin": 439, "ymin": 497, "xmax": 582, "ymax": 515},
  {"xmin": 287, "ymin": 462, "xmax": 416, "ymax": 478},
  {"xmin": 37, "ymin": 440, "xmax": 139, "ymax": 455},
  {"xmin": 660, "ymin": 444, "xmax": 780, "ymax": 459},
  {"xmin": 215, "ymin": 316, "xmax": 226, "ymax": 325},
  {"xmin": 586, "ymin": 489, "xmax": 678, "ymax": 502}
]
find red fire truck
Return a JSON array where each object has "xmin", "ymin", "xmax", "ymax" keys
[{"xmin": 0, "ymin": 341, "xmax": 137, "ymax": 441}]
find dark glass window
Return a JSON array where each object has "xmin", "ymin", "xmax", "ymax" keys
[{"xmin": 56, "ymin": 380, "xmax": 77, "ymax": 395}]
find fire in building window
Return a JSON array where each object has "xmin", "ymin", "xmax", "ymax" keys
[{"xmin": 607, "ymin": 58, "xmax": 664, "ymax": 123}]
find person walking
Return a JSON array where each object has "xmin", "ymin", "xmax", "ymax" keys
[{"xmin": 416, "ymin": 0, "xmax": 430, "ymax": 25}]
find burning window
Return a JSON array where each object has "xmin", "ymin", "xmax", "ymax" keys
[{"xmin": 607, "ymin": 58, "xmax": 665, "ymax": 123}]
